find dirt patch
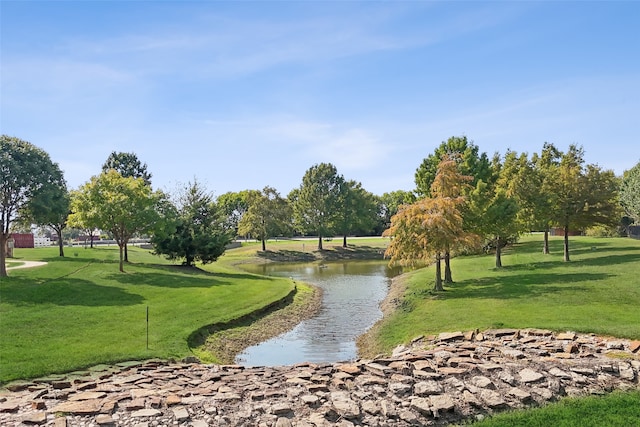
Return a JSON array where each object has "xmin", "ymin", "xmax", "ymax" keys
[{"xmin": 194, "ymin": 283, "xmax": 323, "ymax": 364}]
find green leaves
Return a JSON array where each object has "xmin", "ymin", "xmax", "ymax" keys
[
  {"xmin": 1, "ymin": 135, "xmax": 65, "ymax": 275},
  {"xmin": 291, "ymin": 163, "xmax": 344, "ymax": 249},
  {"xmin": 69, "ymin": 170, "xmax": 162, "ymax": 271},
  {"xmin": 620, "ymin": 161, "xmax": 640, "ymax": 223},
  {"xmin": 151, "ymin": 180, "xmax": 232, "ymax": 266}
]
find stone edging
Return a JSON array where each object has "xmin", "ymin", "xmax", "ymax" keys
[{"xmin": 1, "ymin": 329, "xmax": 638, "ymax": 426}]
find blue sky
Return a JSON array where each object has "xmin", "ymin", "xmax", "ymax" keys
[{"xmin": 2, "ymin": 1, "xmax": 639, "ymax": 196}]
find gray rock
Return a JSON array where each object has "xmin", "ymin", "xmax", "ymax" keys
[
  {"xmin": 471, "ymin": 375, "xmax": 495, "ymax": 389},
  {"xmin": 414, "ymin": 380, "xmax": 442, "ymax": 396},
  {"xmin": 518, "ymin": 368, "xmax": 544, "ymax": 383},
  {"xmin": 173, "ymin": 407, "xmax": 190, "ymax": 421},
  {"xmin": 131, "ymin": 408, "xmax": 162, "ymax": 417},
  {"xmin": 430, "ymin": 394, "xmax": 455, "ymax": 413}
]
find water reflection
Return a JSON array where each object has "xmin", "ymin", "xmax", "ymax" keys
[{"xmin": 236, "ymin": 261, "xmax": 401, "ymax": 366}]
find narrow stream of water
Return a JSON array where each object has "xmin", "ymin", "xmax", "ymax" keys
[{"xmin": 236, "ymin": 261, "xmax": 400, "ymax": 367}]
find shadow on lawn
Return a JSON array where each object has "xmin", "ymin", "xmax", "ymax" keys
[
  {"xmin": 446, "ymin": 272, "xmax": 611, "ymax": 300},
  {"xmin": 134, "ymin": 263, "xmax": 267, "ymax": 281},
  {"xmin": 1, "ymin": 276, "xmax": 144, "ymax": 306},
  {"xmin": 106, "ymin": 264, "xmax": 276, "ymax": 288}
]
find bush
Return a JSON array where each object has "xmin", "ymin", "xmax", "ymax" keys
[{"xmin": 585, "ymin": 225, "xmax": 622, "ymax": 237}]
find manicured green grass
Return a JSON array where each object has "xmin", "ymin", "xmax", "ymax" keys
[
  {"xmin": 0, "ymin": 246, "xmax": 294, "ymax": 384},
  {"xmin": 372, "ymin": 235, "xmax": 640, "ymax": 354},
  {"xmin": 465, "ymin": 390, "xmax": 640, "ymax": 427}
]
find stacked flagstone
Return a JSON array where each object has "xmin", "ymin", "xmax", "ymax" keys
[{"xmin": 1, "ymin": 329, "xmax": 639, "ymax": 426}]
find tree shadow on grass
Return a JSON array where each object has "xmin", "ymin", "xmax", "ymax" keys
[
  {"xmin": 0, "ymin": 276, "xmax": 144, "ymax": 307},
  {"xmin": 444, "ymin": 272, "xmax": 611, "ymax": 300},
  {"xmin": 499, "ymin": 249, "xmax": 640, "ymax": 272},
  {"xmin": 132, "ymin": 263, "xmax": 270, "ymax": 281},
  {"xmin": 105, "ymin": 265, "xmax": 277, "ymax": 288},
  {"xmin": 573, "ymin": 252, "xmax": 640, "ymax": 267}
]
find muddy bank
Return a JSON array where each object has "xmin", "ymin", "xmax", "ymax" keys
[{"xmin": 196, "ymin": 284, "xmax": 323, "ymax": 364}]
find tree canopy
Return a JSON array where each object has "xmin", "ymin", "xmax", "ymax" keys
[
  {"xmin": 376, "ymin": 190, "xmax": 416, "ymax": 234},
  {"xmin": 385, "ymin": 156, "xmax": 479, "ymax": 290},
  {"xmin": 70, "ymin": 170, "xmax": 161, "ymax": 272},
  {"xmin": 238, "ymin": 186, "xmax": 291, "ymax": 251},
  {"xmin": 550, "ymin": 145, "xmax": 619, "ymax": 261},
  {"xmin": 1, "ymin": 135, "xmax": 64, "ymax": 276},
  {"xmin": 290, "ymin": 163, "xmax": 344, "ymax": 250},
  {"xmin": 24, "ymin": 172, "xmax": 70, "ymax": 257},
  {"xmin": 152, "ymin": 180, "xmax": 232, "ymax": 266},
  {"xmin": 102, "ymin": 151, "xmax": 152, "ymax": 186},
  {"xmin": 217, "ymin": 190, "xmax": 260, "ymax": 237},
  {"xmin": 415, "ymin": 136, "xmax": 492, "ymax": 198},
  {"xmin": 620, "ymin": 161, "xmax": 640, "ymax": 224},
  {"xmin": 335, "ymin": 180, "xmax": 378, "ymax": 247}
]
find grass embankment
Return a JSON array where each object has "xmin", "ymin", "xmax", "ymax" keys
[
  {"xmin": 221, "ymin": 237, "xmax": 389, "ymax": 264},
  {"xmin": 360, "ymin": 235, "xmax": 640, "ymax": 356},
  {"xmin": 0, "ymin": 246, "xmax": 298, "ymax": 384}
]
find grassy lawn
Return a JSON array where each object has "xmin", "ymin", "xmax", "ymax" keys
[
  {"xmin": 465, "ymin": 390, "xmax": 640, "ymax": 427},
  {"xmin": 0, "ymin": 245, "xmax": 295, "ymax": 384},
  {"xmin": 367, "ymin": 235, "xmax": 640, "ymax": 355}
]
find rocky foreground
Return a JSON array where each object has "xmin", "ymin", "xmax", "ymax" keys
[{"xmin": 2, "ymin": 329, "xmax": 639, "ymax": 427}]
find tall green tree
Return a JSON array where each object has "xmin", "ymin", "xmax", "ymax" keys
[
  {"xmin": 466, "ymin": 154, "xmax": 522, "ymax": 268},
  {"xmin": 25, "ymin": 173, "xmax": 70, "ymax": 257},
  {"xmin": 291, "ymin": 163, "xmax": 345, "ymax": 250},
  {"xmin": 238, "ymin": 186, "xmax": 291, "ymax": 251},
  {"xmin": 102, "ymin": 151, "xmax": 153, "ymax": 261},
  {"xmin": 620, "ymin": 161, "xmax": 640, "ymax": 224},
  {"xmin": 531, "ymin": 143, "xmax": 563, "ymax": 254},
  {"xmin": 415, "ymin": 135, "xmax": 492, "ymax": 198},
  {"xmin": 217, "ymin": 190, "xmax": 261, "ymax": 237},
  {"xmin": 102, "ymin": 151, "xmax": 152, "ymax": 186},
  {"xmin": 152, "ymin": 180, "xmax": 232, "ymax": 266},
  {"xmin": 552, "ymin": 145, "xmax": 619, "ymax": 261},
  {"xmin": 1, "ymin": 135, "xmax": 64, "ymax": 276},
  {"xmin": 336, "ymin": 180, "xmax": 378, "ymax": 247},
  {"xmin": 70, "ymin": 170, "xmax": 161, "ymax": 272}
]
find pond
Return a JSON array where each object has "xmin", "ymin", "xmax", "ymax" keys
[{"xmin": 236, "ymin": 261, "xmax": 401, "ymax": 366}]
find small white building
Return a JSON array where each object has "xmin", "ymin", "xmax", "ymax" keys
[{"xmin": 33, "ymin": 236, "xmax": 52, "ymax": 248}]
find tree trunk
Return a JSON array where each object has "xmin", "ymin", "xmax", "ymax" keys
[
  {"xmin": 563, "ymin": 223, "xmax": 570, "ymax": 262},
  {"xmin": 495, "ymin": 242, "xmax": 502, "ymax": 268},
  {"xmin": 318, "ymin": 235, "xmax": 323, "ymax": 251},
  {"xmin": 543, "ymin": 229, "xmax": 550, "ymax": 254},
  {"xmin": 433, "ymin": 252, "xmax": 443, "ymax": 291},
  {"xmin": 119, "ymin": 243, "xmax": 125, "ymax": 272},
  {"xmin": 124, "ymin": 243, "xmax": 129, "ymax": 262},
  {"xmin": 57, "ymin": 229, "xmax": 65, "ymax": 257},
  {"xmin": 444, "ymin": 251, "xmax": 453, "ymax": 283},
  {"xmin": 261, "ymin": 238, "xmax": 266, "ymax": 251},
  {"xmin": 90, "ymin": 231, "xmax": 94, "ymax": 249},
  {"xmin": 343, "ymin": 234, "xmax": 347, "ymax": 248},
  {"xmin": 0, "ymin": 233, "xmax": 8, "ymax": 277}
]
